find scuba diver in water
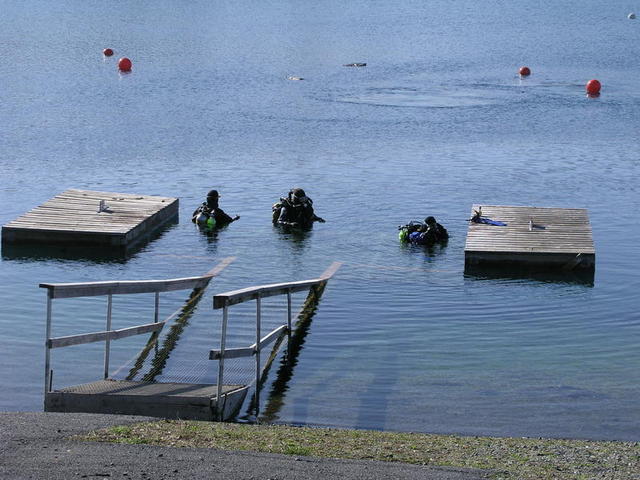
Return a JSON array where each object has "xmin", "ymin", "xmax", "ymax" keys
[
  {"xmin": 398, "ymin": 216, "xmax": 448, "ymax": 246},
  {"xmin": 192, "ymin": 190, "xmax": 240, "ymax": 229},
  {"xmin": 272, "ymin": 188, "xmax": 325, "ymax": 228}
]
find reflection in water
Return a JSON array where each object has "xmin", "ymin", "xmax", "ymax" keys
[
  {"xmin": 255, "ymin": 280, "xmax": 328, "ymax": 423},
  {"xmin": 195, "ymin": 223, "xmax": 227, "ymax": 256},
  {"xmin": 196, "ymin": 222, "xmax": 231, "ymax": 240},
  {"xmin": 464, "ymin": 264, "xmax": 595, "ymax": 287},
  {"xmin": 400, "ymin": 239, "xmax": 449, "ymax": 263},
  {"xmin": 116, "ymin": 279, "xmax": 212, "ymax": 381},
  {"xmin": 1, "ymin": 242, "xmax": 129, "ymax": 264},
  {"xmin": 273, "ymin": 224, "xmax": 312, "ymax": 255}
]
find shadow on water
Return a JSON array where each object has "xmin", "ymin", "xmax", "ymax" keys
[
  {"xmin": 400, "ymin": 239, "xmax": 449, "ymax": 261},
  {"xmin": 251, "ymin": 280, "xmax": 327, "ymax": 424},
  {"xmin": 253, "ymin": 275, "xmax": 400, "ymax": 429},
  {"xmin": 111, "ymin": 278, "xmax": 213, "ymax": 382},
  {"xmin": 464, "ymin": 264, "xmax": 595, "ymax": 287},
  {"xmin": 1, "ymin": 220, "xmax": 178, "ymax": 264},
  {"xmin": 195, "ymin": 222, "xmax": 231, "ymax": 240},
  {"xmin": 273, "ymin": 224, "xmax": 312, "ymax": 255},
  {"xmin": 194, "ymin": 223, "xmax": 230, "ymax": 255}
]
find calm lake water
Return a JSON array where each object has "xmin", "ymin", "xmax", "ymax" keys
[{"xmin": 1, "ymin": 0, "xmax": 639, "ymax": 440}]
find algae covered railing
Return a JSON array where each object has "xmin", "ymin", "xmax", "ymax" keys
[
  {"xmin": 40, "ymin": 257, "xmax": 235, "ymax": 396},
  {"xmin": 210, "ymin": 262, "xmax": 341, "ymax": 418}
]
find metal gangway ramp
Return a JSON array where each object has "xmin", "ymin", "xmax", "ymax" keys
[
  {"xmin": 210, "ymin": 261, "xmax": 342, "ymax": 418},
  {"xmin": 42, "ymin": 259, "xmax": 340, "ymax": 421}
]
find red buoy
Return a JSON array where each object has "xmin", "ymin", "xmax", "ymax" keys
[
  {"xmin": 118, "ymin": 57, "xmax": 132, "ymax": 72},
  {"xmin": 519, "ymin": 66, "xmax": 531, "ymax": 76},
  {"xmin": 103, "ymin": 48, "xmax": 114, "ymax": 57},
  {"xmin": 586, "ymin": 79, "xmax": 601, "ymax": 95}
]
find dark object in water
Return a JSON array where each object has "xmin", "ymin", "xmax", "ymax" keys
[
  {"xmin": 344, "ymin": 62, "xmax": 366, "ymax": 67},
  {"xmin": 272, "ymin": 187, "xmax": 325, "ymax": 228},
  {"xmin": 398, "ymin": 217, "xmax": 448, "ymax": 246}
]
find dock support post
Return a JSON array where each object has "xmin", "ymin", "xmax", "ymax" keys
[
  {"xmin": 216, "ymin": 301, "xmax": 229, "ymax": 420},
  {"xmin": 104, "ymin": 294, "xmax": 113, "ymax": 379},
  {"xmin": 154, "ymin": 292, "xmax": 160, "ymax": 323},
  {"xmin": 255, "ymin": 293, "xmax": 262, "ymax": 417},
  {"xmin": 44, "ymin": 292, "xmax": 53, "ymax": 394},
  {"xmin": 286, "ymin": 289, "xmax": 292, "ymax": 345}
]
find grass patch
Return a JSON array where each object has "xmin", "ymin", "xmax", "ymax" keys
[{"xmin": 81, "ymin": 421, "xmax": 640, "ymax": 480}]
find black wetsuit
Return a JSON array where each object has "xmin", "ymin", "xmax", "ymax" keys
[
  {"xmin": 272, "ymin": 198, "xmax": 322, "ymax": 228},
  {"xmin": 408, "ymin": 222, "xmax": 448, "ymax": 245}
]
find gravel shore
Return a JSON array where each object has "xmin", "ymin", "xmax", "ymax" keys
[{"xmin": 0, "ymin": 412, "xmax": 487, "ymax": 480}]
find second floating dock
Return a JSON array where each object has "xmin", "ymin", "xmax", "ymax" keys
[{"xmin": 464, "ymin": 205, "xmax": 595, "ymax": 271}]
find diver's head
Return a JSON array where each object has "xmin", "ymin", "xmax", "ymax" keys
[
  {"xmin": 425, "ymin": 216, "xmax": 436, "ymax": 225},
  {"xmin": 289, "ymin": 188, "xmax": 307, "ymax": 205},
  {"xmin": 206, "ymin": 189, "xmax": 220, "ymax": 208}
]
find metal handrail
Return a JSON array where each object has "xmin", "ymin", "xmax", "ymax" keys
[
  {"xmin": 211, "ymin": 262, "xmax": 341, "ymax": 419},
  {"xmin": 41, "ymin": 257, "xmax": 234, "ymax": 395}
]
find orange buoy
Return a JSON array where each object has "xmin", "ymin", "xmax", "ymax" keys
[
  {"xmin": 118, "ymin": 57, "xmax": 132, "ymax": 72},
  {"xmin": 103, "ymin": 48, "xmax": 114, "ymax": 57},
  {"xmin": 586, "ymin": 79, "xmax": 601, "ymax": 95},
  {"xmin": 519, "ymin": 66, "xmax": 531, "ymax": 76}
]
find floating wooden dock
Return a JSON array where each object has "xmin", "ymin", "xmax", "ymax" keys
[
  {"xmin": 464, "ymin": 205, "xmax": 595, "ymax": 271},
  {"xmin": 2, "ymin": 189, "xmax": 178, "ymax": 250}
]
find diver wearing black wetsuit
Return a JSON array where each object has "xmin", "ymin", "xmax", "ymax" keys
[
  {"xmin": 272, "ymin": 188, "xmax": 325, "ymax": 228},
  {"xmin": 402, "ymin": 216, "xmax": 448, "ymax": 245},
  {"xmin": 192, "ymin": 190, "xmax": 239, "ymax": 228}
]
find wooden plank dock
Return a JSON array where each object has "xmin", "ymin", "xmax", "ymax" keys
[
  {"xmin": 464, "ymin": 205, "xmax": 595, "ymax": 270},
  {"xmin": 2, "ymin": 189, "xmax": 178, "ymax": 250}
]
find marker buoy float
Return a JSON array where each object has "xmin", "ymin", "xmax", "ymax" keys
[
  {"xmin": 519, "ymin": 66, "xmax": 531, "ymax": 76},
  {"xmin": 586, "ymin": 79, "xmax": 601, "ymax": 95},
  {"xmin": 103, "ymin": 48, "xmax": 114, "ymax": 57},
  {"xmin": 118, "ymin": 57, "xmax": 132, "ymax": 72}
]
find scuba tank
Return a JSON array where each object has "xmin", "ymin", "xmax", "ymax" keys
[
  {"xmin": 398, "ymin": 221, "xmax": 422, "ymax": 242},
  {"xmin": 196, "ymin": 212, "xmax": 209, "ymax": 225},
  {"xmin": 196, "ymin": 211, "xmax": 216, "ymax": 228}
]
